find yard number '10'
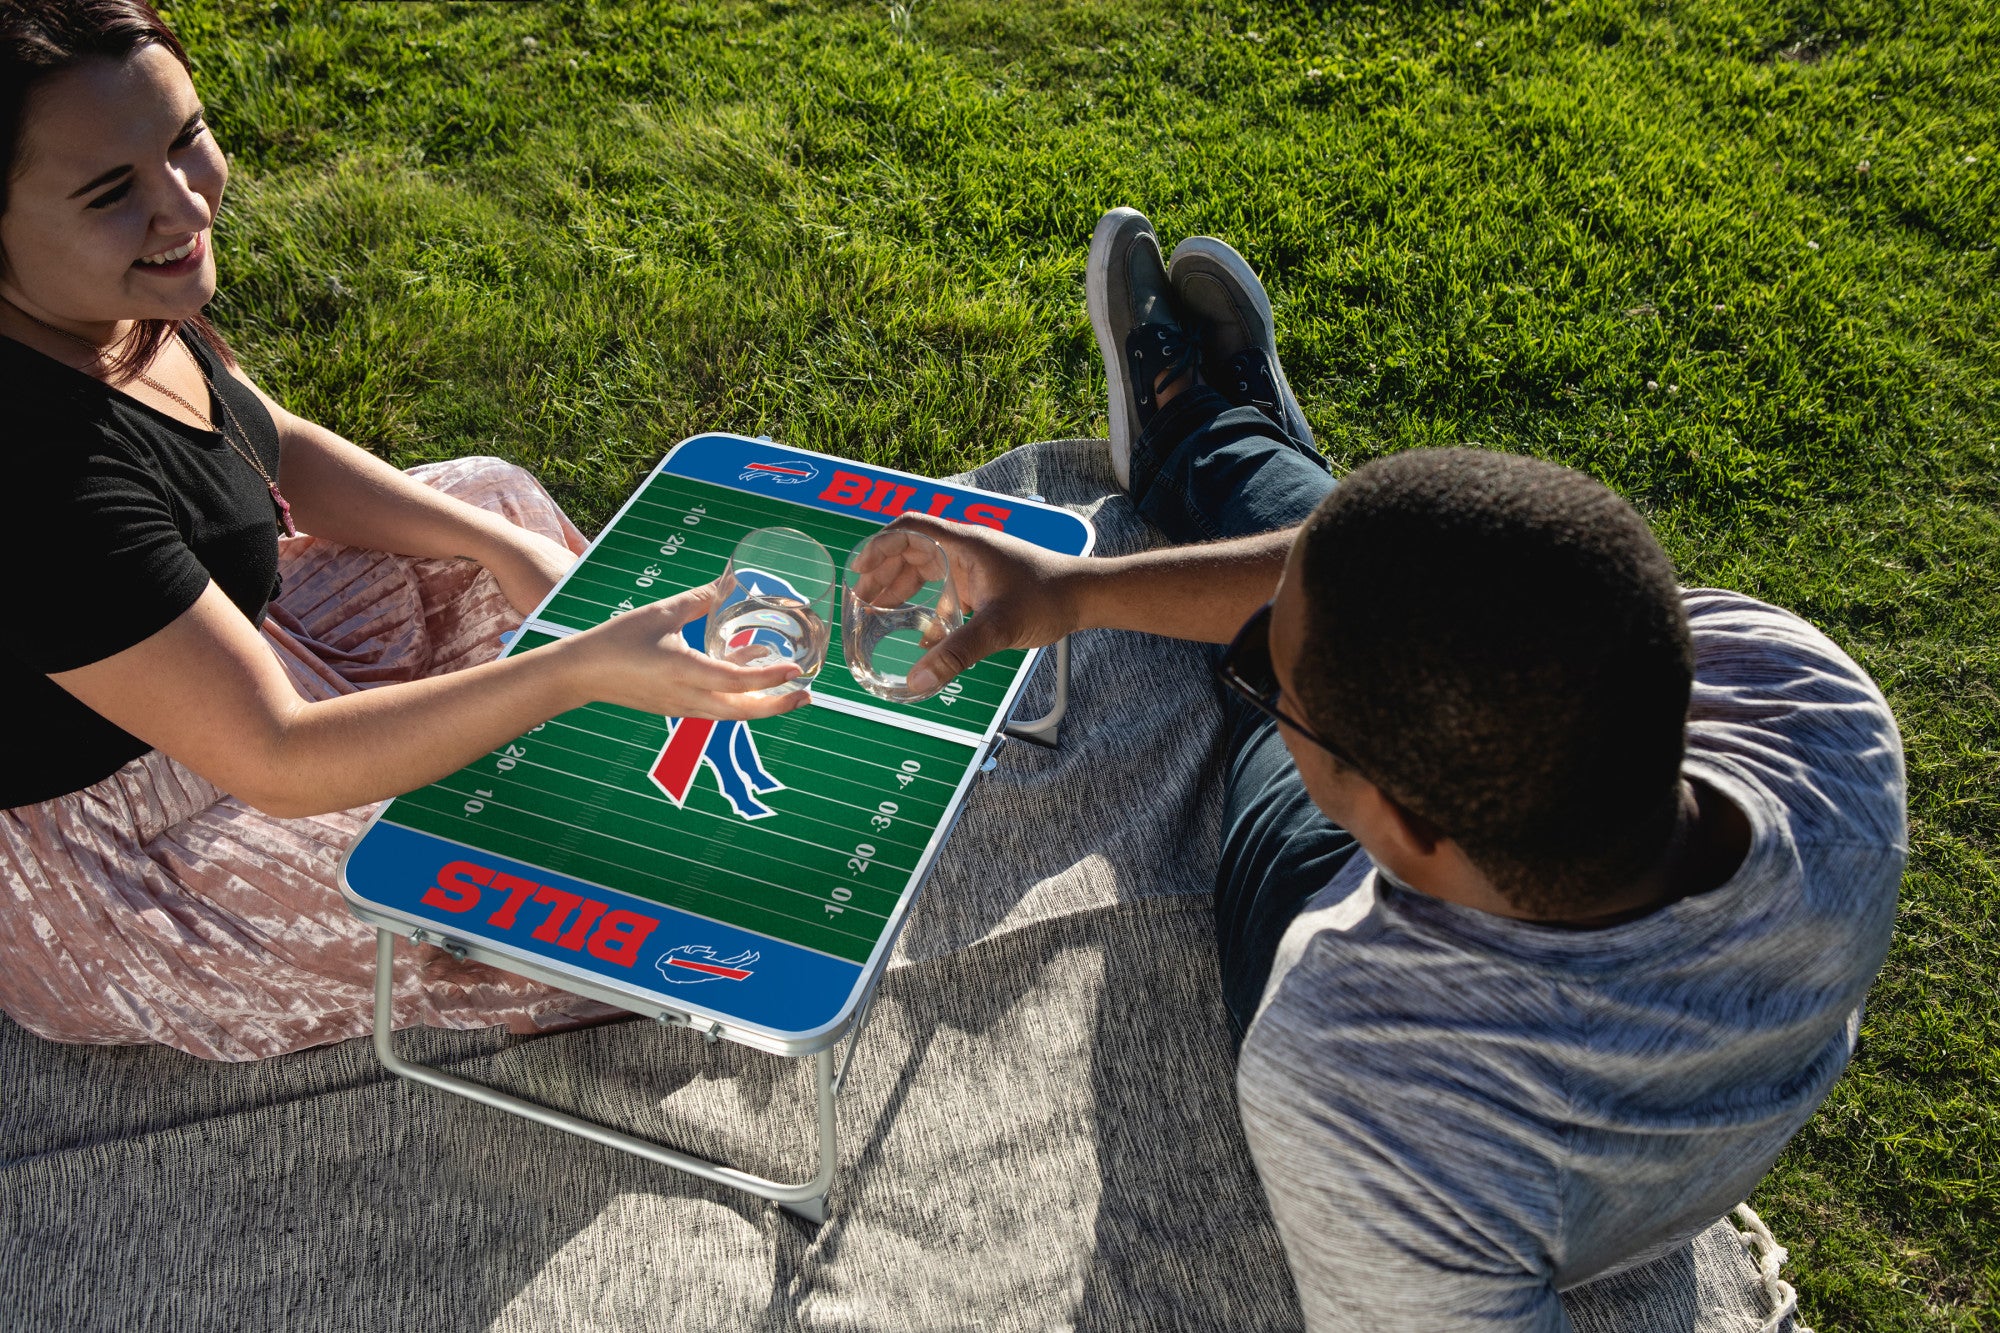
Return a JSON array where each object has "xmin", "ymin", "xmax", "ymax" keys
[{"xmin": 825, "ymin": 841, "xmax": 874, "ymax": 918}]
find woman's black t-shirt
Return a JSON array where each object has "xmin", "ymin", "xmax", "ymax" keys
[{"xmin": 1, "ymin": 330, "xmax": 286, "ymax": 807}]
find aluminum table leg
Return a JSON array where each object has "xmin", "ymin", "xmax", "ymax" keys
[
  {"xmin": 370, "ymin": 929, "xmax": 835, "ymax": 1222},
  {"xmin": 1004, "ymin": 636, "xmax": 1070, "ymax": 747}
]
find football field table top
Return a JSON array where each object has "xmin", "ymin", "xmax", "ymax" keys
[{"xmin": 341, "ymin": 435, "xmax": 1095, "ymax": 1056}]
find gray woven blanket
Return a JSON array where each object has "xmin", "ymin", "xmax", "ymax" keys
[{"xmin": 0, "ymin": 440, "xmax": 1790, "ymax": 1331}]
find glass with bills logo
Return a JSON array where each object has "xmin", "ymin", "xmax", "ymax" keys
[
  {"xmin": 841, "ymin": 529, "xmax": 963, "ymax": 703},
  {"xmin": 706, "ymin": 527, "xmax": 834, "ymax": 696}
]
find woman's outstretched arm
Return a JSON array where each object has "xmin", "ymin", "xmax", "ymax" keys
[{"xmin": 50, "ymin": 579, "xmax": 805, "ymax": 818}]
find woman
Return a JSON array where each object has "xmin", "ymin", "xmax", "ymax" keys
[{"xmin": 0, "ymin": 0, "xmax": 804, "ymax": 1060}]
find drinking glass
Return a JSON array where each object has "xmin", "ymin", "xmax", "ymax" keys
[
  {"xmin": 706, "ymin": 527, "xmax": 834, "ymax": 696},
  {"xmin": 842, "ymin": 529, "xmax": 963, "ymax": 702}
]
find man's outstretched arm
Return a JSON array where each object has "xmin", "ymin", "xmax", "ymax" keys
[{"xmin": 882, "ymin": 512, "xmax": 1298, "ymax": 696}]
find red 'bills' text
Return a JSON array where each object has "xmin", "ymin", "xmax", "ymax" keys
[
  {"xmin": 816, "ymin": 470, "xmax": 1013, "ymax": 530},
  {"xmin": 421, "ymin": 860, "xmax": 658, "ymax": 967}
]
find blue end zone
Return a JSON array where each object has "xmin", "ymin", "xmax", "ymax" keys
[
  {"xmin": 665, "ymin": 435, "xmax": 1094, "ymax": 556},
  {"xmin": 346, "ymin": 821, "xmax": 864, "ymax": 1039}
]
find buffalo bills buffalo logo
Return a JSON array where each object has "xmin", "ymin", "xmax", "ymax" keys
[
  {"xmin": 647, "ymin": 569, "xmax": 802, "ymax": 820},
  {"xmin": 656, "ymin": 945, "xmax": 760, "ymax": 985},
  {"xmin": 738, "ymin": 459, "xmax": 819, "ymax": 486}
]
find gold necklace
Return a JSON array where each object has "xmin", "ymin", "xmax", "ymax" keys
[{"xmin": 10, "ymin": 307, "xmax": 296, "ymax": 537}]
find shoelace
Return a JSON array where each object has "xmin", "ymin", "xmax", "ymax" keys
[
  {"xmin": 1223, "ymin": 348, "xmax": 1283, "ymax": 412},
  {"xmin": 1128, "ymin": 320, "xmax": 1202, "ymax": 411}
]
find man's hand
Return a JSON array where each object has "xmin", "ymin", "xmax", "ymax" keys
[
  {"xmin": 879, "ymin": 513, "xmax": 1087, "ymax": 695},
  {"xmin": 877, "ymin": 513, "xmax": 1298, "ymax": 693}
]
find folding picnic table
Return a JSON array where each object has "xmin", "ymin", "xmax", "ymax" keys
[{"xmin": 340, "ymin": 434, "xmax": 1094, "ymax": 1222}]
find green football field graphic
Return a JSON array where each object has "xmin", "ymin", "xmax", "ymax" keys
[
  {"xmin": 352, "ymin": 440, "xmax": 1088, "ymax": 972},
  {"xmin": 385, "ymin": 628, "xmax": 976, "ymax": 963},
  {"xmin": 534, "ymin": 472, "xmax": 1025, "ymax": 736},
  {"xmin": 352, "ymin": 439, "xmax": 1087, "ymax": 991}
]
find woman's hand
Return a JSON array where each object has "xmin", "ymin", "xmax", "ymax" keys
[
  {"xmin": 51, "ymin": 576, "xmax": 806, "ymax": 819},
  {"xmin": 876, "ymin": 513, "xmax": 1087, "ymax": 695},
  {"xmin": 555, "ymin": 578, "xmax": 811, "ymax": 720},
  {"xmin": 477, "ymin": 526, "xmax": 580, "ymax": 618}
]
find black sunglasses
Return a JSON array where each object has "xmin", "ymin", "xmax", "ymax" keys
[{"xmin": 1213, "ymin": 601, "xmax": 1360, "ymax": 769}]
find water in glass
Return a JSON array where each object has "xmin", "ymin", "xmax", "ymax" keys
[
  {"xmin": 842, "ymin": 529, "xmax": 961, "ymax": 703},
  {"xmin": 707, "ymin": 526, "xmax": 835, "ymax": 697}
]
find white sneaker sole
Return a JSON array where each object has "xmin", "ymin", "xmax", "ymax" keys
[{"xmin": 1086, "ymin": 207, "xmax": 1149, "ymax": 489}]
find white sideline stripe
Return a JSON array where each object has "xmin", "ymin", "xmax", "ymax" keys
[{"xmin": 522, "ymin": 617, "xmax": 580, "ymax": 639}]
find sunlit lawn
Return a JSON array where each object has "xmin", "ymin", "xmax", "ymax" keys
[{"xmin": 174, "ymin": 1, "xmax": 1998, "ymax": 1325}]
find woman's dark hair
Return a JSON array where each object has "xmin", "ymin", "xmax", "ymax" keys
[
  {"xmin": 1293, "ymin": 448, "xmax": 1694, "ymax": 918},
  {"xmin": 0, "ymin": 0, "xmax": 232, "ymax": 377}
]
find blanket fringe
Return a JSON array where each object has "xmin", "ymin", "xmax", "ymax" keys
[{"xmin": 1733, "ymin": 1203, "xmax": 1811, "ymax": 1333}]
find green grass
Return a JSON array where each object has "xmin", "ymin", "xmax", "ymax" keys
[{"xmin": 165, "ymin": 0, "xmax": 1996, "ymax": 1325}]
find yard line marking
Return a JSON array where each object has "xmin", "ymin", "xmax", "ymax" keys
[
  {"xmin": 407, "ymin": 773, "xmax": 922, "ymax": 886},
  {"xmin": 387, "ymin": 799, "xmax": 896, "ymax": 933},
  {"xmin": 529, "ymin": 706, "xmax": 964, "ymax": 794},
  {"xmin": 471, "ymin": 746, "xmax": 935, "ymax": 861}
]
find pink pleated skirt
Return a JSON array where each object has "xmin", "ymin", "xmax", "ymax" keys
[{"xmin": 0, "ymin": 457, "xmax": 618, "ymax": 1061}]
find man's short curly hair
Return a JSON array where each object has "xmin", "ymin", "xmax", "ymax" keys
[{"xmin": 1291, "ymin": 448, "xmax": 1693, "ymax": 917}]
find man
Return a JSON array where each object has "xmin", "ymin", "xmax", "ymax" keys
[{"xmin": 889, "ymin": 208, "xmax": 1904, "ymax": 1329}]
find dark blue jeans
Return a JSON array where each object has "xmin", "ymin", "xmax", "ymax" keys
[{"xmin": 1129, "ymin": 387, "xmax": 1361, "ymax": 1049}]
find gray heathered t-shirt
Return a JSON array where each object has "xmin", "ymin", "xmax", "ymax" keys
[{"xmin": 1237, "ymin": 590, "xmax": 1905, "ymax": 1331}]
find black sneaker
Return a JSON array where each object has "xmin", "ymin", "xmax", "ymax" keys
[
  {"xmin": 1086, "ymin": 207, "xmax": 1198, "ymax": 488},
  {"xmin": 1167, "ymin": 236, "xmax": 1320, "ymax": 458}
]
